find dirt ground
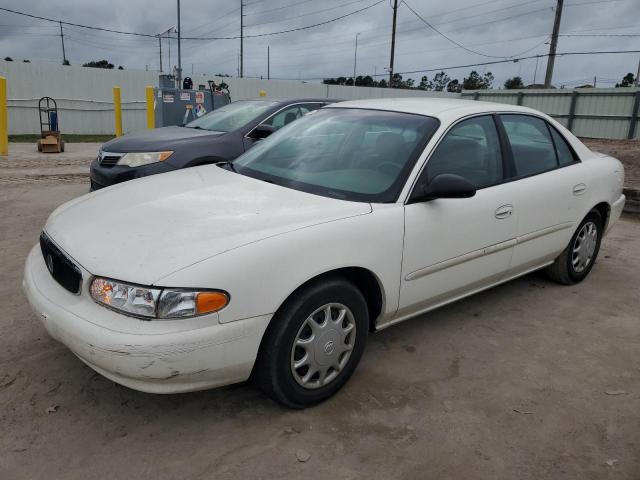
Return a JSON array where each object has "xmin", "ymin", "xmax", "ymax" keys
[
  {"xmin": 582, "ymin": 139, "xmax": 640, "ymax": 189},
  {"xmin": 1, "ymin": 144, "xmax": 640, "ymax": 480}
]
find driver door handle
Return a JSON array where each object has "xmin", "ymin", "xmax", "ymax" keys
[{"xmin": 495, "ymin": 204, "xmax": 513, "ymax": 219}]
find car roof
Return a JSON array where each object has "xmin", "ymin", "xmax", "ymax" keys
[{"xmin": 328, "ymin": 97, "xmax": 542, "ymax": 120}]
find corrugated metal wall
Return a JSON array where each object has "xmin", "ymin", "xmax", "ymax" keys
[
  {"xmin": 462, "ymin": 88, "xmax": 640, "ymax": 140},
  {"xmin": 0, "ymin": 61, "xmax": 457, "ymax": 135},
  {"xmin": 3, "ymin": 61, "xmax": 637, "ymax": 139}
]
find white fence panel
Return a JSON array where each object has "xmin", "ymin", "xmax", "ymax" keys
[
  {"xmin": 1, "ymin": 61, "xmax": 458, "ymax": 135},
  {"xmin": 462, "ymin": 88, "xmax": 640, "ymax": 140}
]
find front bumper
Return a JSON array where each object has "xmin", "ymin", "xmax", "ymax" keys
[
  {"xmin": 90, "ymin": 158, "xmax": 177, "ymax": 190},
  {"xmin": 23, "ymin": 246, "xmax": 271, "ymax": 393}
]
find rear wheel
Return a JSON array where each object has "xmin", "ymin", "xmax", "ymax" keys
[
  {"xmin": 255, "ymin": 277, "xmax": 368, "ymax": 408},
  {"xmin": 545, "ymin": 209, "xmax": 603, "ymax": 285}
]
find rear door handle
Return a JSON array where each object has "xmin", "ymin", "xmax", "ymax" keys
[
  {"xmin": 495, "ymin": 204, "xmax": 513, "ymax": 219},
  {"xmin": 573, "ymin": 183, "xmax": 587, "ymax": 195}
]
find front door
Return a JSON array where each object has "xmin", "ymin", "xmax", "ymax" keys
[{"xmin": 397, "ymin": 115, "xmax": 519, "ymax": 320}]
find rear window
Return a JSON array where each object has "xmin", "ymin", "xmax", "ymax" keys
[{"xmin": 185, "ymin": 100, "xmax": 277, "ymax": 132}]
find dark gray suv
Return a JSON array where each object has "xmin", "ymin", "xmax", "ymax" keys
[{"xmin": 90, "ymin": 98, "xmax": 334, "ymax": 190}]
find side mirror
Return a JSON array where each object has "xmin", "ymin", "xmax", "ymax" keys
[
  {"xmin": 249, "ymin": 124, "xmax": 276, "ymax": 139},
  {"xmin": 411, "ymin": 173, "xmax": 476, "ymax": 203}
]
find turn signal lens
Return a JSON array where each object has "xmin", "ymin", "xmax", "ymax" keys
[{"xmin": 196, "ymin": 292, "xmax": 229, "ymax": 314}]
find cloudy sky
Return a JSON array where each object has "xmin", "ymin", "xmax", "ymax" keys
[{"xmin": 1, "ymin": 0, "xmax": 638, "ymax": 88}]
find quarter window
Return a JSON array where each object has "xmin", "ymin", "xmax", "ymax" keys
[
  {"xmin": 425, "ymin": 115, "xmax": 503, "ymax": 188},
  {"xmin": 549, "ymin": 126, "xmax": 578, "ymax": 166},
  {"xmin": 500, "ymin": 114, "xmax": 558, "ymax": 177}
]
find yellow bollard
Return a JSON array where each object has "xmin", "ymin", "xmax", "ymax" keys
[
  {"xmin": 113, "ymin": 86, "xmax": 123, "ymax": 137},
  {"xmin": 0, "ymin": 76, "xmax": 7, "ymax": 156},
  {"xmin": 145, "ymin": 85, "xmax": 155, "ymax": 129}
]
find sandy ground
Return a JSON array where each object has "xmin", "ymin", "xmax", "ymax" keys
[
  {"xmin": 583, "ymin": 139, "xmax": 640, "ymax": 189},
  {"xmin": 1, "ymin": 144, "xmax": 640, "ymax": 479},
  {"xmin": 1, "ymin": 139, "xmax": 637, "ymax": 189}
]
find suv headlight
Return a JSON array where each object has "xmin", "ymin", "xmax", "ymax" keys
[
  {"xmin": 117, "ymin": 151, "xmax": 173, "ymax": 167},
  {"xmin": 89, "ymin": 277, "xmax": 229, "ymax": 320}
]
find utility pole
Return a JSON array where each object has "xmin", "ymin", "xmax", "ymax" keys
[
  {"xmin": 353, "ymin": 33, "xmax": 360, "ymax": 87},
  {"xmin": 267, "ymin": 46, "xmax": 270, "ymax": 80},
  {"xmin": 240, "ymin": 1, "xmax": 244, "ymax": 78},
  {"xmin": 635, "ymin": 57, "xmax": 640, "ymax": 86},
  {"xmin": 176, "ymin": 0, "xmax": 182, "ymax": 87},
  {"xmin": 544, "ymin": 0, "xmax": 564, "ymax": 88},
  {"xmin": 593, "ymin": 76, "xmax": 597, "ymax": 88},
  {"xmin": 158, "ymin": 36, "xmax": 163, "ymax": 72},
  {"xmin": 388, "ymin": 0, "xmax": 398, "ymax": 88},
  {"xmin": 168, "ymin": 30, "xmax": 171, "ymax": 75},
  {"xmin": 59, "ymin": 21, "xmax": 67, "ymax": 65}
]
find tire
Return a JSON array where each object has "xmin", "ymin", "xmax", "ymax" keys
[
  {"xmin": 37, "ymin": 140, "xmax": 42, "ymax": 152},
  {"xmin": 545, "ymin": 209, "xmax": 603, "ymax": 285},
  {"xmin": 255, "ymin": 276, "xmax": 369, "ymax": 408}
]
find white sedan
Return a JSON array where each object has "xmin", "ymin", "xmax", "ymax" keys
[{"xmin": 24, "ymin": 98, "xmax": 625, "ymax": 408}]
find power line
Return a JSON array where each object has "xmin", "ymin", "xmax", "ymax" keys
[
  {"xmin": 273, "ymin": 49, "xmax": 640, "ymax": 80},
  {"xmin": 181, "ymin": 0, "xmax": 385, "ymax": 40},
  {"xmin": 396, "ymin": 50, "xmax": 640, "ymax": 76},
  {"xmin": 247, "ymin": 0, "xmax": 317, "ymax": 15},
  {"xmin": 0, "ymin": 6, "xmax": 156, "ymax": 37},
  {"xmin": 0, "ymin": 1, "xmax": 384, "ymax": 42},
  {"xmin": 560, "ymin": 33, "xmax": 640, "ymax": 37},
  {"xmin": 401, "ymin": 0, "xmax": 524, "ymax": 59},
  {"xmin": 245, "ymin": 0, "xmax": 368, "ymax": 28}
]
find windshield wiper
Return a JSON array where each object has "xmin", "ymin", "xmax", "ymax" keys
[
  {"xmin": 216, "ymin": 161, "xmax": 237, "ymax": 172},
  {"xmin": 185, "ymin": 125, "xmax": 204, "ymax": 130}
]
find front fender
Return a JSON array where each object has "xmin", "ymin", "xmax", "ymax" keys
[{"xmin": 155, "ymin": 204, "xmax": 405, "ymax": 325}]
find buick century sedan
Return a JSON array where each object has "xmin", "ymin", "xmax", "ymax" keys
[{"xmin": 24, "ymin": 98, "xmax": 625, "ymax": 408}]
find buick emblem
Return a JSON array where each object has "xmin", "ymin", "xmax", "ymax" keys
[
  {"xmin": 46, "ymin": 254, "xmax": 54, "ymax": 274},
  {"xmin": 323, "ymin": 341, "xmax": 335, "ymax": 355}
]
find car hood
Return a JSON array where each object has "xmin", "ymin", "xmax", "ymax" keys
[
  {"xmin": 101, "ymin": 126, "xmax": 225, "ymax": 152},
  {"xmin": 44, "ymin": 166, "xmax": 372, "ymax": 285}
]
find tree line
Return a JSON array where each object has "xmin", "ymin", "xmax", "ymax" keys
[{"xmin": 323, "ymin": 71, "xmax": 638, "ymax": 90}]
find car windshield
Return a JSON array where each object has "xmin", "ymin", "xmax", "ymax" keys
[
  {"xmin": 233, "ymin": 108, "xmax": 440, "ymax": 202},
  {"xmin": 185, "ymin": 100, "xmax": 278, "ymax": 132}
]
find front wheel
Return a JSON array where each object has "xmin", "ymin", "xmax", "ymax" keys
[
  {"xmin": 545, "ymin": 209, "xmax": 603, "ymax": 285},
  {"xmin": 255, "ymin": 277, "xmax": 369, "ymax": 408}
]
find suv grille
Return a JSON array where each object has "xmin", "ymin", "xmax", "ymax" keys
[
  {"xmin": 39, "ymin": 232, "xmax": 82, "ymax": 294},
  {"xmin": 98, "ymin": 152, "xmax": 122, "ymax": 167}
]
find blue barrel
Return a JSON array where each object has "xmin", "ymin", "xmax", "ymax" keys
[{"xmin": 49, "ymin": 111, "xmax": 58, "ymax": 131}]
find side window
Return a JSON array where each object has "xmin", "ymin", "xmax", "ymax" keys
[
  {"xmin": 425, "ymin": 115, "xmax": 503, "ymax": 188},
  {"xmin": 549, "ymin": 126, "xmax": 578, "ymax": 166},
  {"xmin": 262, "ymin": 104, "xmax": 320, "ymax": 130},
  {"xmin": 501, "ymin": 115, "xmax": 558, "ymax": 177}
]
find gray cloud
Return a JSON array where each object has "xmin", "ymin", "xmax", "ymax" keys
[{"xmin": 1, "ymin": 0, "xmax": 638, "ymax": 88}]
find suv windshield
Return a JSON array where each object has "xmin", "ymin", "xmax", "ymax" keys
[
  {"xmin": 233, "ymin": 108, "xmax": 439, "ymax": 202},
  {"xmin": 185, "ymin": 100, "xmax": 277, "ymax": 132}
]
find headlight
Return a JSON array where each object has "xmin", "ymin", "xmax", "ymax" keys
[
  {"xmin": 89, "ymin": 277, "xmax": 229, "ymax": 320},
  {"xmin": 117, "ymin": 151, "xmax": 173, "ymax": 167}
]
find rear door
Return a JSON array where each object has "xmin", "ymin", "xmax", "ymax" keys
[
  {"xmin": 398, "ymin": 115, "xmax": 520, "ymax": 318},
  {"xmin": 498, "ymin": 114, "xmax": 587, "ymax": 274}
]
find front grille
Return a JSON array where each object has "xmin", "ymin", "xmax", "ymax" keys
[
  {"xmin": 39, "ymin": 232, "xmax": 82, "ymax": 294},
  {"xmin": 99, "ymin": 152, "xmax": 122, "ymax": 167}
]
